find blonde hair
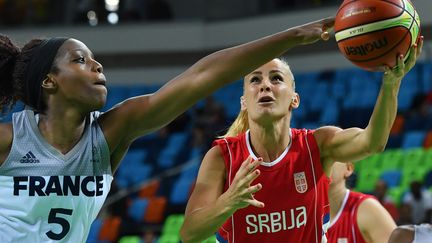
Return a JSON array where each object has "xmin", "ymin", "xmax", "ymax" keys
[
  {"xmin": 222, "ymin": 58, "xmax": 295, "ymax": 138},
  {"xmin": 222, "ymin": 109, "xmax": 249, "ymax": 138}
]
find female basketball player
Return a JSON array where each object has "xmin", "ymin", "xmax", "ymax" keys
[
  {"xmin": 327, "ymin": 162, "xmax": 396, "ymax": 243},
  {"xmin": 0, "ymin": 18, "xmax": 333, "ymax": 242},
  {"xmin": 180, "ymin": 37, "xmax": 423, "ymax": 243}
]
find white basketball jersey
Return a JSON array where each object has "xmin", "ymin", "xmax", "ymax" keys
[
  {"xmin": 0, "ymin": 110, "xmax": 113, "ymax": 243},
  {"xmin": 414, "ymin": 224, "xmax": 432, "ymax": 243}
]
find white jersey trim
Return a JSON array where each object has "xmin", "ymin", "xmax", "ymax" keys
[
  {"xmin": 245, "ymin": 129, "xmax": 292, "ymax": 167},
  {"xmin": 329, "ymin": 190, "xmax": 350, "ymax": 228},
  {"xmin": 305, "ymin": 130, "xmax": 319, "ymax": 243},
  {"xmin": 223, "ymin": 138, "xmax": 235, "ymax": 243}
]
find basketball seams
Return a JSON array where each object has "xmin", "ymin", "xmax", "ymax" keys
[
  {"xmin": 344, "ymin": 9, "xmax": 416, "ymax": 63},
  {"xmin": 382, "ymin": 0, "xmax": 405, "ymax": 11},
  {"xmin": 335, "ymin": 13, "xmax": 411, "ymax": 42},
  {"xmin": 334, "ymin": 0, "xmax": 419, "ymax": 70},
  {"xmin": 346, "ymin": 29, "xmax": 412, "ymax": 63},
  {"xmin": 336, "ymin": 0, "xmax": 357, "ymax": 17},
  {"xmin": 335, "ymin": 7, "xmax": 404, "ymax": 34}
]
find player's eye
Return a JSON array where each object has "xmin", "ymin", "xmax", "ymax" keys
[
  {"xmin": 74, "ymin": 57, "xmax": 85, "ymax": 63},
  {"xmin": 250, "ymin": 77, "xmax": 260, "ymax": 83},
  {"xmin": 272, "ymin": 75, "xmax": 283, "ymax": 82}
]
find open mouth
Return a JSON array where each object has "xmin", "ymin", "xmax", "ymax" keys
[
  {"xmin": 94, "ymin": 80, "xmax": 106, "ymax": 86},
  {"xmin": 258, "ymin": 96, "xmax": 275, "ymax": 103}
]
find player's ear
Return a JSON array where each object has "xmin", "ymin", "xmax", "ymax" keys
[
  {"xmin": 240, "ymin": 96, "xmax": 247, "ymax": 111},
  {"xmin": 290, "ymin": 93, "xmax": 300, "ymax": 109},
  {"xmin": 41, "ymin": 75, "xmax": 57, "ymax": 92},
  {"xmin": 344, "ymin": 162, "xmax": 354, "ymax": 178}
]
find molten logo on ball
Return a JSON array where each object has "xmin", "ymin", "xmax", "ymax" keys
[
  {"xmin": 334, "ymin": 0, "xmax": 420, "ymax": 71},
  {"xmin": 344, "ymin": 37, "xmax": 388, "ymax": 56}
]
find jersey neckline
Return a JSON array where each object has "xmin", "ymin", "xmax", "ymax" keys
[
  {"xmin": 329, "ymin": 189, "xmax": 350, "ymax": 229},
  {"xmin": 245, "ymin": 129, "xmax": 292, "ymax": 167},
  {"xmin": 27, "ymin": 110, "xmax": 90, "ymax": 162}
]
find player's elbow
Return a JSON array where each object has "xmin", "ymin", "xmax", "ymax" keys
[
  {"xmin": 388, "ymin": 226, "xmax": 414, "ymax": 243},
  {"xmin": 179, "ymin": 225, "xmax": 195, "ymax": 243},
  {"xmin": 364, "ymin": 134, "xmax": 387, "ymax": 154},
  {"xmin": 369, "ymin": 140, "xmax": 387, "ymax": 154}
]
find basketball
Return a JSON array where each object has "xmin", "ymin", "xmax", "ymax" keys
[{"xmin": 334, "ymin": 0, "xmax": 420, "ymax": 72}]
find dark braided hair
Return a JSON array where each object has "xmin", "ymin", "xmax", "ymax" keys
[{"xmin": 0, "ymin": 35, "xmax": 43, "ymax": 114}]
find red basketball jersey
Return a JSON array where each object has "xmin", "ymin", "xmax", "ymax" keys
[
  {"xmin": 327, "ymin": 190, "xmax": 374, "ymax": 243},
  {"xmin": 213, "ymin": 129, "xmax": 330, "ymax": 243}
]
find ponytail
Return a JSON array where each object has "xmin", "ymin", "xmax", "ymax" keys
[
  {"xmin": 0, "ymin": 35, "xmax": 20, "ymax": 113},
  {"xmin": 222, "ymin": 109, "xmax": 249, "ymax": 138}
]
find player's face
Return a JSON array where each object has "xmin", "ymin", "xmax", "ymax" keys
[
  {"xmin": 48, "ymin": 39, "xmax": 106, "ymax": 111},
  {"xmin": 330, "ymin": 162, "xmax": 353, "ymax": 186},
  {"xmin": 242, "ymin": 59, "xmax": 298, "ymax": 122}
]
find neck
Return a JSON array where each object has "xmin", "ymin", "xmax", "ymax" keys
[
  {"xmin": 329, "ymin": 182, "xmax": 348, "ymax": 222},
  {"xmin": 248, "ymin": 116, "xmax": 290, "ymax": 162},
  {"xmin": 37, "ymin": 107, "xmax": 88, "ymax": 154}
]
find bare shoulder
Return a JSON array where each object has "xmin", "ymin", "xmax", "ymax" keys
[
  {"xmin": 97, "ymin": 96, "xmax": 153, "ymax": 151},
  {"xmin": 357, "ymin": 197, "xmax": 391, "ymax": 221},
  {"xmin": 313, "ymin": 126, "xmax": 342, "ymax": 146},
  {"xmin": 185, "ymin": 145, "xmax": 226, "ymax": 215},
  {"xmin": 357, "ymin": 197, "xmax": 396, "ymax": 242},
  {"xmin": 0, "ymin": 123, "xmax": 13, "ymax": 164},
  {"xmin": 200, "ymin": 145, "xmax": 226, "ymax": 173}
]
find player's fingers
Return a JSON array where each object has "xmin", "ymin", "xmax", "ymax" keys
[
  {"xmin": 236, "ymin": 156, "xmax": 255, "ymax": 178},
  {"xmin": 245, "ymin": 199, "xmax": 265, "ymax": 208},
  {"xmin": 239, "ymin": 156, "xmax": 253, "ymax": 170},
  {"xmin": 248, "ymin": 183, "xmax": 262, "ymax": 195},
  {"xmin": 416, "ymin": 36, "xmax": 424, "ymax": 57},
  {"xmin": 394, "ymin": 54, "xmax": 405, "ymax": 76},
  {"xmin": 237, "ymin": 170, "xmax": 260, "ymax": 189},
  {"xmin": 405, "ymin": 45, "xmax": 417, "ymax": 72},
  {"xmin": 240, "ymin": 169, "xmax": 261, "ymax": 187},
  {"xmin": 383, "ymin": 65, "xmax": 391, "ymax": 75},
  {"xmin": 235, "ymin": 158, "xmax": 261, "ymax": 185},
  {"xmin": 322, "ymin": 17, "xmax": 335, "ymax": 29}
]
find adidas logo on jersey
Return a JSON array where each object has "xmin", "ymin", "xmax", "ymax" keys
[{"xmin": 19, "ymin": 151, "xmax": 40, "ymax": 163}]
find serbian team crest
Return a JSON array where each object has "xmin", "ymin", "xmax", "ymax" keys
[{"xmin": 294, "ymin": 172, "xmax": 308, "ymax": 193}]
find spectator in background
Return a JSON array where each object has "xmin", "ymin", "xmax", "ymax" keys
[
  {"xmin": 195, "ymin": 97, "xmax": 230, "ymax": 141},
  {"xmin": 142, "ymin": 229, "xmax": 157, "ymax": 243},
  {"xmin": 398, "ymin": 204, "xmax": 414, "ymax": 225},
  {"xmin": 402, "ymin": 181, "xmax": 432, "ymax": 224},
  {"xmin": 405, "ymin": 93, "xmax": 432, "ymax": 131},
  {"xmin": 373, "ymin": 179, "xmax": 399, "ymax": 221}
]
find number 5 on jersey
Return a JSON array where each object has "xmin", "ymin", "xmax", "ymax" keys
[{"xmin": 46, "ymin": 208, "xmax": 73, "ymax": 240}]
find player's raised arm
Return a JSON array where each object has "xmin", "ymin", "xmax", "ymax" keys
[
  {"xmin": 316, "ymin": 39, "xmax": 422, "ymax": 173},
  {"xmin": 98, "ymin": 18, "xmax": 334, "ymax": 153}
]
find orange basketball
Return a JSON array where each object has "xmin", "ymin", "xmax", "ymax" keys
[{"xmin": 334, "ymin": 0, "xmax": 420, "ymax": 72}]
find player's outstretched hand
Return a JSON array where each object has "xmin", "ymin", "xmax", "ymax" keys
[
  {"xmin": 221, "ymin": 156, "xmax": 264, "ymax": 210},
  {"xmin": 383, "ymin": 36, "xmax": 423, "ymax": 84},
  {"xmin": 294, "ymin": 17, "xmax": 335, "ymax": 45}
]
